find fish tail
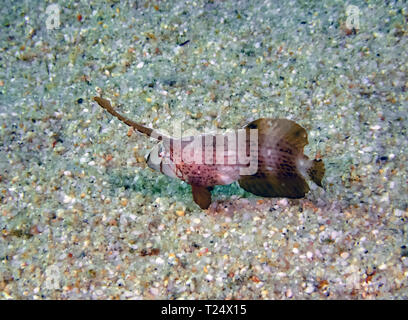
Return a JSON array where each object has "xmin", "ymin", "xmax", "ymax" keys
[
  {"xmin": 307, "ymin": 159, "xmax": 325, "ymax": 187},
  {"xmin": 93, "ymin": 96, "xmax": 159, "ymax": 139}
]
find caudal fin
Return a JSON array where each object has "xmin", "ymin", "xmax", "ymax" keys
[{"xmin": 307, "ymin": 159, "xmax": 325, "ymax": 187}]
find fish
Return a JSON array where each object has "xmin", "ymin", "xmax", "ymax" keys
[{"xmin": 93, "ymin": 96, "xmax": 325, "ymax": 209}]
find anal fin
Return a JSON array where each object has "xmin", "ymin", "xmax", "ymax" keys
[{"xmin": 191, "ymin": 185, "xmax": 212, "ymax": 209}]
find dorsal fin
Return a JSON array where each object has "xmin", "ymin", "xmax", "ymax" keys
[{"xmin": 94, "ymin": 96, "xmax": 166, "ymax": 140}]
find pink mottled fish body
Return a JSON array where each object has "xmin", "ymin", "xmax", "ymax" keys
[{"xmin": 94, "ymin": 97, "xmax": 325, "ymax": 209}]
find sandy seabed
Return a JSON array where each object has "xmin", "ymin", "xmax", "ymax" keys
[{"xmin": 0, "ymin": 0, "xmax": 407, "ymax": 299}]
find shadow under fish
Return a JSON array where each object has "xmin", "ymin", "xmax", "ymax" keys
[{"xmin": 94, "ymin": 97, "xmax": 325, "ymax": 209}]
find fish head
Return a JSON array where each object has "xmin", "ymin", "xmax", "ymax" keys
[{"xmin": 146, "ymin": 142, "xmax": 178, "ymax": 180}]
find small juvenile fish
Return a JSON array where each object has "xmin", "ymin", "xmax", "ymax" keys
[{"xmin": 94, "ymin": 97, "xmax": 325, "ymax": 209}]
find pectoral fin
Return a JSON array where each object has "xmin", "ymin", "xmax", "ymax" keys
[
  {"xmin": 191, "ymin": 185, "xmax": 212, "ymax": 209},
  {"xmin": 238, "ymin": 118, "xmax": 314, "ymax": 199},
  {"xmin": 238, "ymin": 174, "xmax": 310, "ymax": 198}
]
